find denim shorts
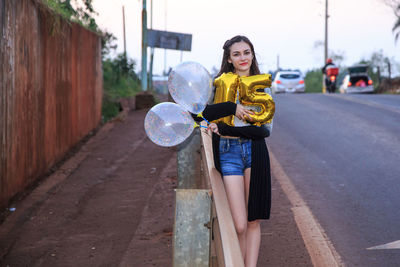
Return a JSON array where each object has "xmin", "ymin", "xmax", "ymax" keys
[{"xmin": 219, "ymin": 137, "xmax": 252, "ymax": 176}]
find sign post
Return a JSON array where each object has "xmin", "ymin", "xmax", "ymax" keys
[
  {"xmin": 148, "ymin": 29, "xmax": 192, "ymax": 51},
  {"xmin": 141, "ymin": 0, "xmax": 148, "ymax": 91}
]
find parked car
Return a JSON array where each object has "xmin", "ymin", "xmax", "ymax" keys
[
  {"xmin": 339, "ymin": 64, "xmax": 374, "ymax": 94},
  {"xmin": 271, "ymin": 70, "xmax": 305, "ymax": 93}
]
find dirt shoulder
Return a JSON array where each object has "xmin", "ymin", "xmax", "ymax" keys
[{"xmin": 0, "ymin": 107, "xmax": 312, "ymax": 266}]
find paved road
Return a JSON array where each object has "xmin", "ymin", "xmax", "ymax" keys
[{"xmin": 268, "ymin": 93, "xmax": 400, "ymax": 266}]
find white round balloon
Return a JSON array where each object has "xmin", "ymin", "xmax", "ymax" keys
[
  {"xmin": 168, "ymin": 61, "xmax": 212, "ymax": 114},
  {"xmin": 144, "ymin": 102, "xmax": 195, "ymax": 147}
]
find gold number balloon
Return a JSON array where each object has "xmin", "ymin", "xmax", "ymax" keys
[
  {"xmin": 213, "ymin": 72, "xmax": 239, "ymax": 125},
  {"xmin": 239, "ymin": 74, "xmax": 275, "ymax": 126}
]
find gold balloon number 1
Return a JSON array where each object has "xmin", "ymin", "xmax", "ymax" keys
[{"xmin": 213, "ymin": 72, "xmax": 275, "ymax": 126}]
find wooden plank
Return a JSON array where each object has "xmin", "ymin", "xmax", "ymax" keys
[
  {"xmin": 200, "ymin": 142, "xmax": 212, "ymax": 190},
  {"xmin": 213, "ymin": 215, "xmax": 225, "ymax": 267},
  {"xmin": 209, "ymin": 202, "xmax": 219, "ymax": 267},
  {"xmin": 199, "ymin": 122, "xmax": 244, "ymax": 267}
]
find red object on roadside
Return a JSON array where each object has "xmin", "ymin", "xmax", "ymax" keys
[
  {"xmin": 355, "ymin": 80, "xmax": 366, "ymax": 87},
  {"xmin": 326, "ymin": 67, "xmax": 339, "ymax": 76}
]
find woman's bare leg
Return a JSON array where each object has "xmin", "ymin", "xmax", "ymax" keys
[
  {"xmin": 223, "ymin": 175, "xmax": 247, "ymax": 259},
  {"xmin": 244, "ymin": 168, "xmax": 261, "ymax": 267},
  {"xmin": 245, "ymin": 220, "xmax": 261, "ymax": 267}
]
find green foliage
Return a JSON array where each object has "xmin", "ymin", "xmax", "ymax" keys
[
  {"xmin": 102, "ymin": 53, "xmax": 142, "ymax": 122},
  {"xmin": 382, "ymin": 0, "xmax": 400, "ymax": 41},
  {"xmin": 42, "ymin": 0, "xmax": 117, "ymax": 59},
  {"xmin": 43, "ymin": 0, "xmax": 99, "ymax": 32},
  {"xmin": 101, "ymin": 98, "xmax": 121, "ymax": 122},
  {"xmin": 304, "ymin": 69, "xmax": 323, "ymax": 93},
  {"xmin": 101, "ymin": 32, "xmax": 118, "ymax": 60}
]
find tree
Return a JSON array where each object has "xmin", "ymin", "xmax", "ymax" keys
[
  {"xmin": 381, "ymin": 0, "xmax": 400, "ymax": 41},
  {"xmin": 304, "ymin": 69, "xmax": 323, "ymax": 93},
  {"xmin": 101, "ymin": 31, "xmax": 117, "ymax": 60},
  {"xmin": 364, "ymin": 50, "xmax": 394, "ymax": 79},
  {"xmin": 312, "ymin": 40, "xmax": 346, "ymax": 66},
  {"xmin": 44, "ymin": 0, "xmax": 117, "ymax": 58},
  {"xmin": 44, "ymin": 0, "xmax": 98, "ymax": 31},
  {"xmin": 329, "ymin": 50, "xmax": 346, "ymax": 67}
]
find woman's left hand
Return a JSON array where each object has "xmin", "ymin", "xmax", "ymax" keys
[
  {"xmin": 236, "ymin": 104, "xmax": 254, "ymax": 121},
  {"xmin": 208, "ymin": 123, "xmax": 220, "ymax": 135}
]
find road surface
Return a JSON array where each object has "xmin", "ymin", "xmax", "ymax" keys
[{"xmin": 268, "ymin": 93, "xmax": 400, "ymax": 266}]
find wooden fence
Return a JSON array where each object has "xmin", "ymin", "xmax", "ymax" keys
[{"xmin": 0, "ymin": 0, "xmax": 103, "ymax": 207}]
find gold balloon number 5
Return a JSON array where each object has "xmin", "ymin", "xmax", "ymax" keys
[{"xmin": 213, "ymin": 72, "xmax": 275, "ymax": 126}]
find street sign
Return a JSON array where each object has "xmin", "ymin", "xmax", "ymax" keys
[{"xmin": 148, "ymin": 29, "xmax": 192, "ymax": 51}]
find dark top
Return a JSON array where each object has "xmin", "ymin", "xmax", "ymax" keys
[
  {"xmin": 322, "ymin": 62, "xmax": 335, "ymax": 74},
  {"xmin": 198, "ymin": 101, "xmax": 271, "ymax": 221}
]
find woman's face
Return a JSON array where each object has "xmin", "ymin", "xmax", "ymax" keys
[{"xmin": 228, "ymin": 41, "xmax": 253, "ymax": 76}]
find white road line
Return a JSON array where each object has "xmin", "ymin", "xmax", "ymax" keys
[
  {"xmin": 270, "ymin": 151, "xmax": 345, "ymax": 267},
  {"xmin": 367, "ymin": 240, "xmax": 400, "ymax": 250}
]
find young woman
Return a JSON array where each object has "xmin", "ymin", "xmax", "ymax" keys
[{"xmin": 200, "ymin": 35, "xmax": 272, "ymax": 266}]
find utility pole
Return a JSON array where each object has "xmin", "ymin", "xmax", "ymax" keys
[
  {"xmin": 141, "ymin": 0, "xmax": 148, "ymax": 91},
  {"xmin": 323, "ymin": 0, "xmax": 328, "ymax": 93},
  {"xmin": 277, "ymin": 54, "xmax": 280, "ymax": 71},
  {"xmin": 324, "ymin": 0, "xmax": 328, "ymax": 63},
  {"xmin": 149, "ymin": 0, "xmax": 154, "ymax": 90},
  {"xmin": 122, "ymin": 6, "xmax": 127, "ymax": 59},
  {"xmin": 164, "ymin": 0, "xmax": 167, "ymax": 76}
]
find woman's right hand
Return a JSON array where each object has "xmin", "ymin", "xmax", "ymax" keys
[
  {"xmin": 235, "ymin": 104, "xmax": 254, "ymax": 121},
  {"xmin": 208, "ymin": 123, "xmax": 220, "ymax": 135}
]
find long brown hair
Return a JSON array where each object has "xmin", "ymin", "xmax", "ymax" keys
[{"xmin": 216, "ymin": 35, "xmax": 261, "ymax": 78}]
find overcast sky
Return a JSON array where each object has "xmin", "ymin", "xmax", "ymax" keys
[{"xmin": 92, "ymin": 0, "xmax": 400, "ymax": 76}]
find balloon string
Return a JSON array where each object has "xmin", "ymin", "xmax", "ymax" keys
[
  {"xmin": 194, "ymin": 122, "xmax": 208, "ymax": 129},
  {"xmin": 197, "ymin": 113, "xmax": 210, "ymax": 125}
]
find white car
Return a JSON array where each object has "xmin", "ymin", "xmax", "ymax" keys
[
  {"xmin": 339, "ymin": 64, "xmax": 374, "ymax": 94},
  {"xmin": 271, "ymin": 70, "xmax": 305, "ymax": 93}
]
